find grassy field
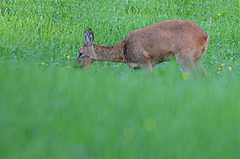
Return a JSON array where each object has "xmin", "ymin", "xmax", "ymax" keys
[{"xmin": 0, "ymin": 0, "xmax": 240, "ymax": 158}]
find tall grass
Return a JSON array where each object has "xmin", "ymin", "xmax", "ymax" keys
[{"xmin": 0, "ymin": 0, "xmax": 240, "ymax": 158}]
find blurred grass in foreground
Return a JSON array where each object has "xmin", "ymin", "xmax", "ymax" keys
[{"xmin": 0, "ymin": 65, "xmax": 240, "ymax": 159}]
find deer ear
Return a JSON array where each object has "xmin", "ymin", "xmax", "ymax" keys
[{"xmin": 84, "ymin": 28, "xmax": 94, "ymax": 44}]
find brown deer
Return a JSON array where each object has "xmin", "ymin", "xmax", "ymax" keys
[{"xmin": 75, "ymin": 20, "xmax": 209, "ymax": 73}]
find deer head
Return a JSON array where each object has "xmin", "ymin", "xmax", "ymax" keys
[{"xmin": 75, "ymin": 28, "xmax": 96, "ymax": 69}]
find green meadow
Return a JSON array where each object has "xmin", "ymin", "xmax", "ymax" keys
[{"xmin": 0, "ymin": 0, "xmax": 240, "ymax": 158}]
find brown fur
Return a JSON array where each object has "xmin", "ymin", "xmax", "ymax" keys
[{"xmin": 75, "ymin": 20, "xmax": 209, "ymax": 72}]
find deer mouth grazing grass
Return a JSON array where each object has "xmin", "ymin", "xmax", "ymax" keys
[{"xmin": 75, "ymin": 20, "xmax": 209, "ymax": 74}]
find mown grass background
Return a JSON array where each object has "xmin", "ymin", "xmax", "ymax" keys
[{"xmin": 0, "ymin": 0, "xmax": 240, "ymax": 158}]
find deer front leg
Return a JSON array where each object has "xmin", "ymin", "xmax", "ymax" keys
[
  {"xmin": 126, "ymin": 63, "xmax": 140, "ymax": 69},
  {"xmin": 140, "ymin": 50, "xmax": 153, "ymax": 71},
  {"xmin": 141, "ymin": 61, "xmax": 153, "ymax": 71}
]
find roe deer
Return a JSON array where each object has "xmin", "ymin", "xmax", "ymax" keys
[{"xmin": 75, "ymin": 20, "xmax": 209, "ymax": 73}]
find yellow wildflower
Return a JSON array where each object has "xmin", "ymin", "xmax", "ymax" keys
[
  {"xmin": 218, "ymin": 67, "xmax": 221, "ymax": 70},
  {"xmin": 228, "ymin": 66, "xmax": 232, "ymax": 71},
  {"xmin": 41, "ymin": 62, "xmax": 45, "ymax": 65},
  {"xmin": 218, "ymin": 13, "xmax": 221, "ymax": 16},
  {"xmin": 67, "ymin": 55, "xmax": 70, "ymax": 59},
  {"xmin": 217, "ymin": 71, "xmax": 220, "ymax": 74},
  {"xmin": 221, "ymin": 64, "xmax": 225, "ymax": 67},
  {"xmin": 181, "ymin": 72, "xmax": 190, "ymax": 80}
]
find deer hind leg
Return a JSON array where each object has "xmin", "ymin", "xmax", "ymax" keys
[
  {"xmin": 193, "ymin": 54, "xmax": 206, "ymax": 76},
  {"xmin": 174, "ymin": 50, "xmax": 205, "ymax": 76},
  {"xmin": 199, "ymin": 63, "xmax": 206, "ymax": 77},
  {"xmin": 192, "ymin": 46, "xmax": 208, "ymax": 76},
  {"xmin": 174, "ymin": 50, "xmax": 201, "ymax": 71},
  {"xmin": 174, "ymin": 53, "xmax": 193, "ymax": 71}
]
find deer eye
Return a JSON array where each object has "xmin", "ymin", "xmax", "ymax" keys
[{"xmin": 79, "ymin": 53, "xmax": 83, "ymax": 57}]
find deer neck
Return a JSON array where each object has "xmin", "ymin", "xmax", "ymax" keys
[{"xmin": 93, "ymin": 43, "xmax": 125, "ymax": 63}]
